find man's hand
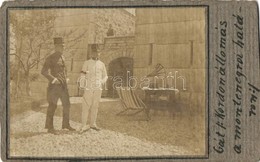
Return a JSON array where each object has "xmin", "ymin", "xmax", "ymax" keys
[
  {"xmin": 53, "ymin": 80, "xmax": 60, "ymax": 85},
  {"xmin": 52, "ymin": 78, "xmax": 60, "ymax": 84},
  {"xmin": 101, "ymin": 76, "xmax": 108, "ymax": 85}
]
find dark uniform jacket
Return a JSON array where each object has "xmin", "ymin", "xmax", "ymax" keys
[{"xmin": 41, "ymin": 52, "xmax": 68, "ymax": 87}]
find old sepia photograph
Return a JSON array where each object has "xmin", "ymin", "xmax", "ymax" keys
[{"xmin": 8, "ymin": 7, "xmax": 207, "ymax": 158}]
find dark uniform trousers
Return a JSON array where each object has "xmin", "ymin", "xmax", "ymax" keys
[{"xmin": 45, "ymin": 84, "xmax": 70, "ymax": 129}]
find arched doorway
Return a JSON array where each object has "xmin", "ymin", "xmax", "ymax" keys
[{"xmin": 107, "ymin": 57, "xmax": 133, "ymax": 98}]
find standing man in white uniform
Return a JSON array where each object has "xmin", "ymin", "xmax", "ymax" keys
[{"xmin": 80, "ymin": 44, "xmax": 108, "ymax": 132}]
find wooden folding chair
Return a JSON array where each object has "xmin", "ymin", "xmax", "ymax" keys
[{"xmin": 116, "ymin": 87, "xmax": 150, "ymax": 120}]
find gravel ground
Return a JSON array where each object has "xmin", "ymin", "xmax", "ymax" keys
[{"xmin": 10, "ymin": 99, "xmax": 205, "ymax": 157}]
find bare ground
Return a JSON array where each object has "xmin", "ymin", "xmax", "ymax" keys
[{"xmin": 9, "ymin": 99, "xmax": 206, "ymax": 157}]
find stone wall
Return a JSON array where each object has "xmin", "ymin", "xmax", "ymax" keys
[
  {"xmin": 134, "ymin": 8, "xmax": 206, "ymax": 113},
  {"xmin": 88, "ymin": 9, "xmax": 135, "ymax": 44}
]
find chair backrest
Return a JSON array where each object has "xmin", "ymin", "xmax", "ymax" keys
[
  {"xmin": 146, "ymin": 63, "xmax": 166, "ymax": 77},
  {"xmin": 116, "ymin": 87, "xmax": 146, "ymax": 109}
]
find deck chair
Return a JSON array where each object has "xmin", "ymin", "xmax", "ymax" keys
[{"xmin": 116, "ymin": 87, "xmax": 150, "ymax": 120}]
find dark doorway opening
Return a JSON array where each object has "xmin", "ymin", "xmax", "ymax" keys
[{"xmin": 106, "ymin": 57, "xmax": 133, "ymax": 98}]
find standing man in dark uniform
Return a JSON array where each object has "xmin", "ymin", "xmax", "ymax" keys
[{"xmin": 41, "ymin": 37, "xmax": 75, "ymax": 134}]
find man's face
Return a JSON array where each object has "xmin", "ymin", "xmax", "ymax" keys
[
  {"xmin": 91, "ymin": 51, "xmax": 100, "ymax": 58},
  {"xmin": 55, "ymin": 44, "xmax": 64, "ymax": 53}
]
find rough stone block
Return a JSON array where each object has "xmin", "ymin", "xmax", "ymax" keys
[
  {"xmin": 133, "ymin": 45, "xmax": 150, "ymax": 67},
  {"xmin": 192, "ymin": 42, "xmax": 206, "ymax": 68},
  {"xmin": 189, "ymin": 69, "xmax": 206, "ymax": 93}
]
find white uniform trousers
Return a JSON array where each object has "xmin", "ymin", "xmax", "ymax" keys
[{"xmin": 81, "ymin": 89, "xmax": 102, "ymax": 127}]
